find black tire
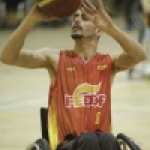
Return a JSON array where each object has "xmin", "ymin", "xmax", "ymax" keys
[
  {"xmin": 35, "ymin": 138, "xmax": 50, "ymax": 150},
  {"xmin": 117, "ymin": 133, "xmax": 139, "ymax": 150}
]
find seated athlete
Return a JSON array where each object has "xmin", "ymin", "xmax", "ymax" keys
[{"xmin": 0, "ymin": 0, "xmax": 146, "ymax": 150}]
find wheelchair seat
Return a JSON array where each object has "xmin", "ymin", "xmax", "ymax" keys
[{"xmin": 25, "ymin": 107, "xmax": 142, "ymax": 150}]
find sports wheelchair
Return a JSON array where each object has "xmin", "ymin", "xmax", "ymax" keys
[{"xmin": 26, "ymin": 108, "xmax": 142, "ymax": 150}]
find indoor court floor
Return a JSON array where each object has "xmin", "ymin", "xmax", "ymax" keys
[{"xmin": 0, "ymin": 17, "xmax": 150, "ymax": 150}]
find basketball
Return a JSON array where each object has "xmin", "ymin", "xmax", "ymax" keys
[{"xmin": 37, "ymin": 0, "xmax": 81, "ymax": 18}]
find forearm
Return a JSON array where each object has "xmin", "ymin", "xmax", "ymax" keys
[
  {"xmin": 106, "ymin": 25, "xmax": 146, "ymax": 61},
  {"xmin": 1, "ymin": 15, "xmax": 37, "ymax": 63}
]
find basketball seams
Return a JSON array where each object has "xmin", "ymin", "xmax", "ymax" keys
[
  {"xmin": 38, "ymin": 0, "xmax": 54, "ymax": 7},
  {"xmin": 37, "ymin": 0, "xmax": 81, "ymax": 18}
]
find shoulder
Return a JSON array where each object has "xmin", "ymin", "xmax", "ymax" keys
[
  {"xmin": 109, "ymin": 52, "xmax": 137, "ymax": 74},
  {"xmin": 35, "ymin": 47, "xmax": 61, "ymax": 70},
  {"xmin": 97, "ymin": 52, "xmax": 113, "ymax": 63},
  {"xmin": 38, "ymin": 47, "xmax": 60, "ymax": 61},
  {"xmin": 41, "ymin": 48, "xmax": 72, "ymax": 57},
  {"xmin": 37, "ymin": 47, "xmax": 60, "ymax": 56}
]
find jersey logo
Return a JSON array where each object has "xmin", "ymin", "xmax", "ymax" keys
[
  {"xmin": 97, "ymin": 65, "xmax": 107, "ymax": 70},
  {"xmin": 66, "ymin": 67, "xmax": 75, "ymax": 71},
  {"xmin": 65, "ymin": 82, "xmax": 106, "ymax": 108}
]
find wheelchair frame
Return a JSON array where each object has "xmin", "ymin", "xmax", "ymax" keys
[{"xmin": 26, "ymin": 108, "xmax": 142, "ymax": 150}]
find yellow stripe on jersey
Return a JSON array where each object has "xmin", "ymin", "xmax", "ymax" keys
[{"xmin": 48, "ymin": 98, "xmax": 59, "ymax": 150}]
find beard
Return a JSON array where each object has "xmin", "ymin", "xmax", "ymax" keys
[{"xmin": 71, "ymin": 33, "xmax": 83, "ymax": 39}]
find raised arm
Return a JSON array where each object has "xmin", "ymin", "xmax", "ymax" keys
[
  {"xmin": 81, "ymin": 0, "xmax": 146, "ymax": 73},
  {"xmin": 0, "ymin": 4, "xmax": 59, "ymax": 69}
]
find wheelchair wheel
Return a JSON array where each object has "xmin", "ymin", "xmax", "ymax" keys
[
  {"xmin": 26, "ymin": 138, "xmax": 49, "ymax": 150},
  {"xmin": 35, "ymin": 138, "xmax": 49, "ymax": 150},
  {"xmin": 117, "ymin": 133, "xmax": 141, "ymax": 150}
]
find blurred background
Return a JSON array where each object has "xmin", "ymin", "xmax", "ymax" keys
[{"xmin": 0, "ymin": 0, "xmax": 150, "ymax": 150}]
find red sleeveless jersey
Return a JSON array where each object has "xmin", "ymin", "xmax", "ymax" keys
[{"xmin": 48, "ymin": 50, "xmax": 112, "ymax": 150}]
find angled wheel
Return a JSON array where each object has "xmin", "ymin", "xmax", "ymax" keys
[
  {"xmin": 35, "ymin": 138, "xmax": 50, "ymax": 150},
  {"xmin": 26, "ymin": 138, "xmax": 49, "ymax": 150},
  {"xmin": 117, "ymin": 133, "xmax": 142, "ymax": 150}
]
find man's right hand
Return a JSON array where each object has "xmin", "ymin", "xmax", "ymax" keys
[{"xmin": 28, "ymin": 4, "xmax": 58, "ymax": 23}]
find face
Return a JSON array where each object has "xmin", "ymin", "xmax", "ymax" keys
[{"xmin": 71, "ymin": 10, "xmax": 96, "ymax": 39}]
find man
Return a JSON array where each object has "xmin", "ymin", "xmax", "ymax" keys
[{"xmin": 0, "ymin": 0, "xmax": 146, "ymax": 150}]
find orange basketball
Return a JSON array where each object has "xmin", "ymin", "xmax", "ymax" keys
[{"xmin": 37, "ymin": 0, "xmax": 81, "ymax": 18}]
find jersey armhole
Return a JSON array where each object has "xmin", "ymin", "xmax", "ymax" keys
[
  {"xmin": 105, "ymin": 54, "xmax": 113, "ymax": 84},
  {"xmin": 50, "ymin": 51, "xmax": 63, "ymax": 93}
]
